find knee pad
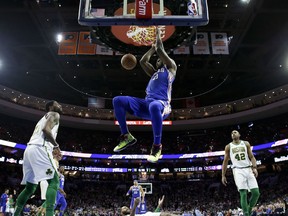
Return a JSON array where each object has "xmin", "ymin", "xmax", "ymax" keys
[{"xmin": 40, "ymin": 181, "xmax": 49, "ymax": 200}]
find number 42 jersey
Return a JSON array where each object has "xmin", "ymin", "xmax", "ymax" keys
[{"xmin": 229, "ymin": 141, "xmax": 252, "ymax": 168}]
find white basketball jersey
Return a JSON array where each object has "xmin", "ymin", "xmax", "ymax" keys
[
  {"xmin": 229, "ymin": 141, "xmax": 251, "ymax": 168},
  {"xmin": 28, "ymin": 112, "xmax": 59, "ymax": 147}
]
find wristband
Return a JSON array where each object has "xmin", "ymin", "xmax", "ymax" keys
[{"xmin": 53, "ymin": 145, "xmax": 59, "ymax": 148}]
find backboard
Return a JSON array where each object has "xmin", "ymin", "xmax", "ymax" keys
[
  {"xmin": 139, "ymin": 182, "xmax": 153, "ymax": 194},
  {"xmin": 78, "ymin": 0, "xmax": 209, "ymax": 26}
]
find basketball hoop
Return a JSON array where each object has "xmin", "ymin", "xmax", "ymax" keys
[{"xmin": 78, "ymin": 0, "xmax": 209, "ymax": 26}]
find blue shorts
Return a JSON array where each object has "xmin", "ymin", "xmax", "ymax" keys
[
  {"xmin": 124, "ymin": 97, "xmax": 171, "ymax": 120},
  {"xmin": 138, "ymin": 201, "xmax": 147, "ymax": 214},
  {"xmin": 0, "ymin": 205, "xmax": 6, "ymax": 213},
  {"xmin": 130, "ymin": 197, "xmax": 140, "ymax": 209}
]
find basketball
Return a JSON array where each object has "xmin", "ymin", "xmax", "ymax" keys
[{"xmin": 121, "ymin": 54, "xmax": 137, "ymax": 70}]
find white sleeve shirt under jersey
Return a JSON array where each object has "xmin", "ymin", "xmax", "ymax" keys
[
  {"xmin": 229, "ymin": 140, "xmax": 252, "ymax": 168},
  {"xmin": 28, "ymin": 112, "xmax": 59, "ymax": 147}
]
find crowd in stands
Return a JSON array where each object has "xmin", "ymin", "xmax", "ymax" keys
[
  {"xmin": 1, "ymin": 163, "xmax": 288, "ymax": 216},
  {"xmin": 1, "ymin": 112, "xmax": 288, "ymax": 215},
  {"xmin": 0, "ymin": 113, "xmax": 288, "ymax": 155},
  {"xmin": 1, "ymin": 84, "xmax": 288, "ymax": 120}
]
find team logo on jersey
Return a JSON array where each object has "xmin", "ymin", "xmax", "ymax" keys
[
  {"xmin": 232, "ymin": 147, "xmax": 245, "ymax": 154},
  {"xmin": 46, "ymin": 168, "xmax": 53, "ymax": 175}
]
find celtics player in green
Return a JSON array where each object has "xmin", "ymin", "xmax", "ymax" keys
[
  {"xmin": 222, "ymin": 130, "xmax": 260, "ymax": 216},
  {"xmin": 14, "ymin": 101, "xmax": 62, "ymax": 216},
  {"xmin": 8, "ymin": 194, "xmax": 15, "ymax": 215}
]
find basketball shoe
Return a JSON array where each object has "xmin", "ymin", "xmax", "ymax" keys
[
  {"xmin": 113, "ymin": 133, "xmax": 137, "ymax": 152},
  {"xmin": 147, "ymin": 144, "xmax": 162, "ymax": 163}
]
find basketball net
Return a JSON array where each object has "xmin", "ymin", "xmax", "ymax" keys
[
  {"xmin": 127, "ymin": 0, "xmax": 166, "ymax": 46},
  {"xmin": 126, "ymin": 26, "xmax": 156, "ymax": 46},
  {"xmin": 132, "ymin": 0, "xmax": 154, "ymax": 45}
]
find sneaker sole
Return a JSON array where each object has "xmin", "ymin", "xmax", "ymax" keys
[
  {"xmin": 113, "ymin": 139, "xmax": 137, "ymax": 152},
  {"xmin": 147, "ymin": 155, "xmax": 160, "ymax": 163}
]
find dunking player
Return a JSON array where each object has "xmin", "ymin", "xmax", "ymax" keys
[
  {"xmin": 222, "ymin": 130, "xmax": 260, "ymax": 216},
  {"xmin": 126, "ymin": 180, "xmax": 145, "ymax": 214},
  {"xmin": 14, "ymin": 101, "xmax": 62, "ymax": 216},
  {"xmin": 113, "ymin": 27, "xmax": 177, "ymax": 163}
]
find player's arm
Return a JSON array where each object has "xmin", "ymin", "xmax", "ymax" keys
[
  {"xmin": 139, "ymin": 186, "xmax": 145, "ymax": 203},
  {"xmin": 126, "ymin": 186, "xmax": 132, "ymax": 196},
  {"xmin": 155, "ymin": 27, "xmax": 177, "ymax": 76},
  {"xmin": 245, "ymin": 141, "xmax": 258, "ymax": 177},
  {"xmin": 140, "ymin": 45, "xmax": 156, "ymax": 77},
  {"xmin": 130, "ymin": 197, "xmax": 140, "ymax": 216},
  {"xmin": 53, "ymin": 148, "xmax": 63, "ymax": 161},
  {"xmin": 221, "ymin": 144, "xmax": 230, "ymax": 186},
  {"xmin": 58, "ymin": 188, "xmax": 66, "ymax": 197},
  {"xmin": 42, "ymin": 112, "xmax": 60, "ymax": 148},
  {"xmin": 155, "ymin": 195, "xmax": 165, "ymax": 212}
]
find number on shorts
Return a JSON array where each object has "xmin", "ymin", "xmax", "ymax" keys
[{"xmin": 235, "ymin": 153, "xmax": 245, "ymax": 161}]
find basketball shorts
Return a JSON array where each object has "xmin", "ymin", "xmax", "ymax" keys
[
  {"xmin": 125, "ymin": 96, "xmax": 171, "ymax": 120},
  {"xmin": 130, "ymin": 197, "xmax": 141, "ymax": 209},
  {"xmin": 0, "ymin": 205, "xmax": 6, "ymax": 213},
  {"xmin": 5, "ymin": 205, "xmax": 10, "ymax": 213},
  {"xmin": 232, "ymin": 167, "xmax": 258, "ymax": 191},
  {"xmin": 138, "ymin": 201, "xmax": 147, "ymax": 214},
  {"xmin": 21, "ymin": 144, "xmax": 58, "ymax": 185},
  {"xmin": 9, "ymin": 207, "xmax": 15, "ymax": 213}
]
